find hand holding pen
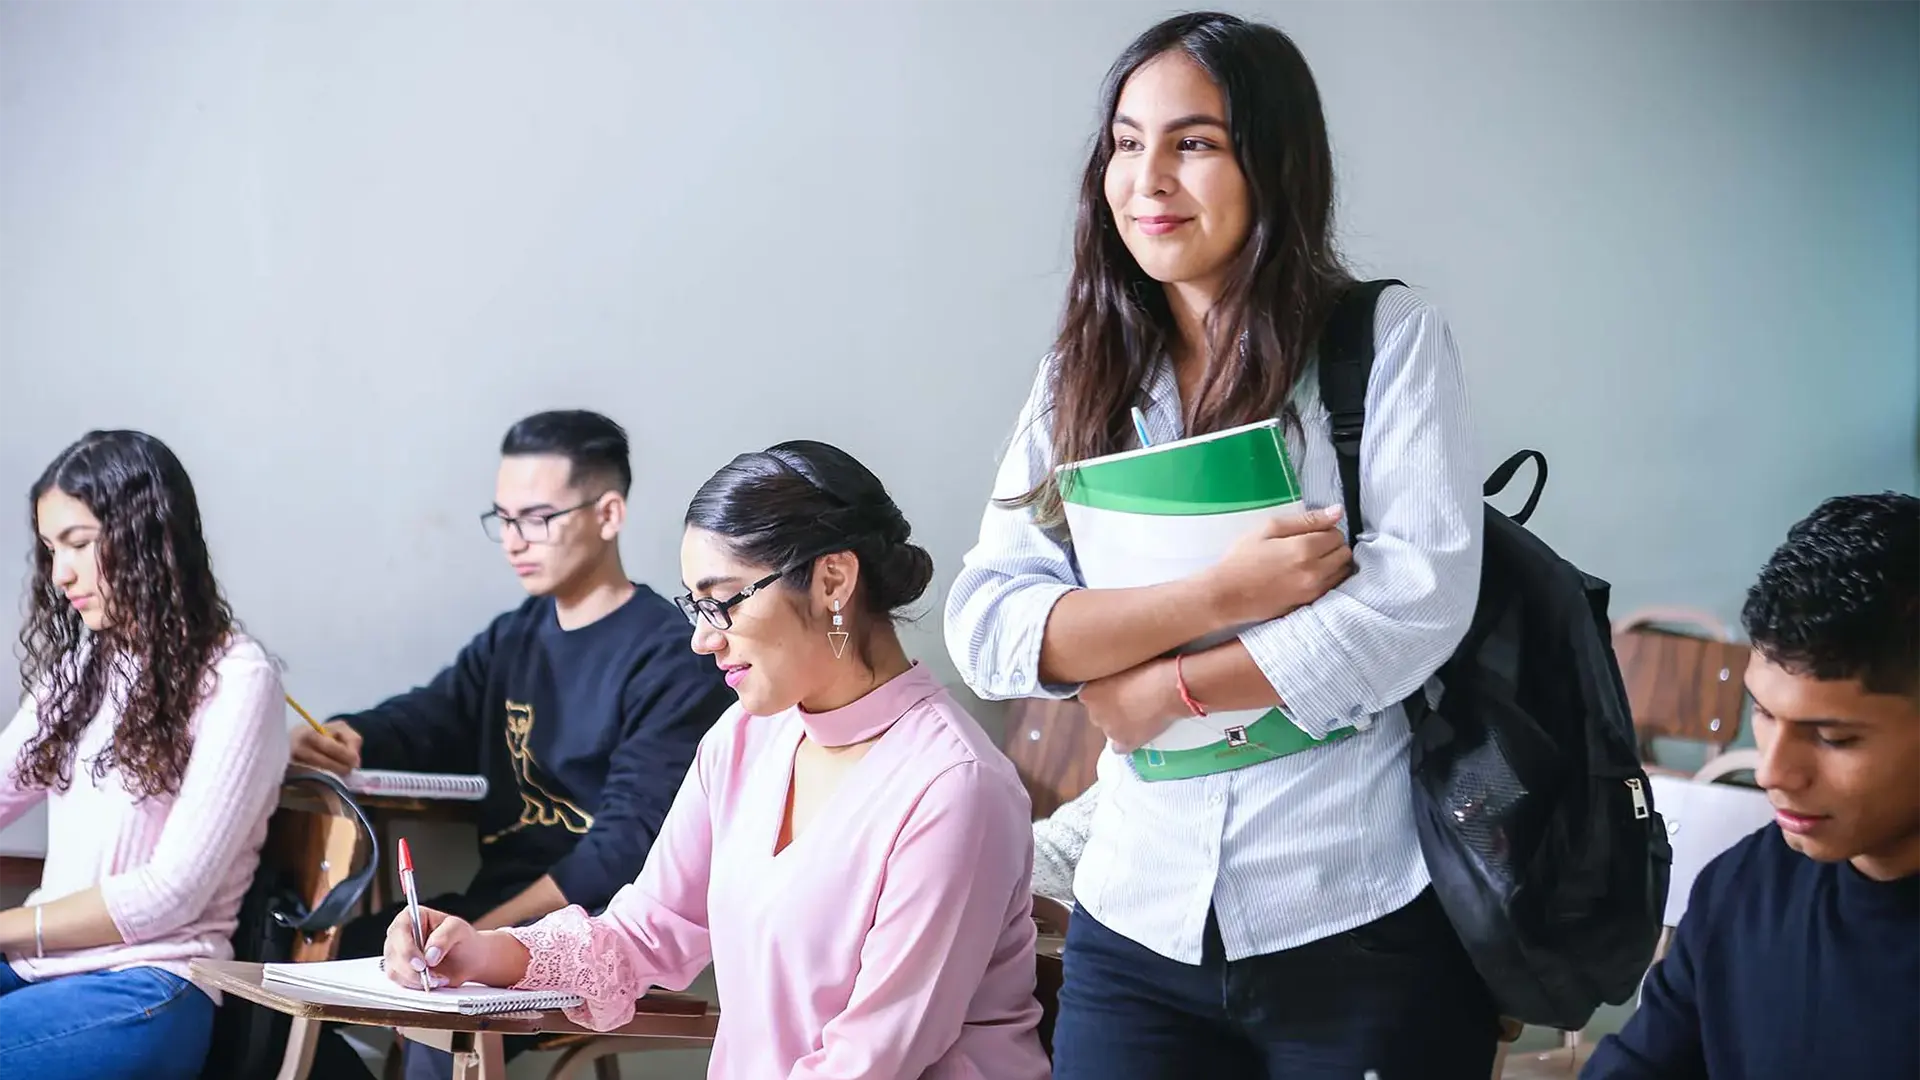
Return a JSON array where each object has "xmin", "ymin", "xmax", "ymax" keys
[
  {"xmin": 381, "ymin": 876, "xmax": 529, "ymax": 991},
  {"xmin": 398, "ymin": 838, "xmax": 433, "ymax": 993}
]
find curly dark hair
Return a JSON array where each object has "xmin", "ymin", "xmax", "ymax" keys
[
  {"xmin": 1742, "ymin": 491, "xmax": 1918, "ymax": 695},
  {"xmin": 14, "ymin": 430, "xmax": 236, "ymax": 799}
]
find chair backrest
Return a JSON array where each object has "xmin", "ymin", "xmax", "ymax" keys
[
  {"xmin": 266, "ymin": 777, "xmax": 377, "ymax": 961},
  {"xmin": 1690, "ymin": 747, "xmax": 1760, "ymax": 786},
  {"xmin": 998, "ymin": 699, "xmax": 1101, "ymax": 1064},
  {"xmin": 1034, "ymin": 934, "xmax": 1065, "ymax": 1060},
  {"xmin": 1612, "ymin": 608, "xmax": 1750, "ymax": 763},
  {"xmin": 1000, "ymin": 697, "xmax": 1104, "ymax": 821},
  {"xmin": 200, "ymin": 775, "xmax": 377, "ymax": 1079},
  {"xmin": 1646, "ymin": 769, "xmax": 1775, "ymax": 930}
]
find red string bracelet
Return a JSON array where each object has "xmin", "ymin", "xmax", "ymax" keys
[{"xmin": 1174, "ymin": 655, "xmax": 1209, "ymax": 718}]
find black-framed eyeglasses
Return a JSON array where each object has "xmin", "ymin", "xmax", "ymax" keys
[
  {"xmin": 480, "ymin": 499, "xmax": 598, "ymax": 544},
  {"xmin": 675, "ymin": 570, "xmax": 785, "ymax": 631}
]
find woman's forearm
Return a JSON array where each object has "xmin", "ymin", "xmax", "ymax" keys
[
  {"xmin": 1037, "ymin": 577, "xmax": 1225, "ymax": 686},
  {"xmin": 0, "ymin": 886, "xmax": 125, "ymax": 954},
  {"xmin": 474, "ymin": 928, "xmax": 534, "ymax": 987},
  {"xmin": 1178, "ymin": 639, "xmax": 1287, "ymax": 713}
]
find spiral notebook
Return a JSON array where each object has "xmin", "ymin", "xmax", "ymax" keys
[
  {"xmin": 262, "ymin": 957, "xmax": 582, "ymax": 1015},
  {"xmin": 343, "ymin": 769, "xmax": 489, "ymax": 801},
  {"xmin": 1056, "ymin": 418, "xmax": 1355, "ymax": 781}
]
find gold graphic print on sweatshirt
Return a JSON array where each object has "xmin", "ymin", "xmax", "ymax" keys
[{"xmin": 482, "ymin": 700, "xmax": 594, "ymax": 843}]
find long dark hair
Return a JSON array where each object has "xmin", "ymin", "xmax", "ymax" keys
[
  {"xmin": 1017, "ymin": 12, "xmax": 1350, "ymax": 521},
  {"xmin": 14, "ymin": 431, "xmax": 237, "ymax": 799},
  {"xmin": 685, "ymin": 440, "xmax": 934, "ymax": 666}
]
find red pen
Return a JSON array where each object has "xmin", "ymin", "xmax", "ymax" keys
[{"xmin": 398, "ymin": 838, "xmax": 432, "ymax": 994}]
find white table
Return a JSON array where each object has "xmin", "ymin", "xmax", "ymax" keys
[{"xmin": 1648, "ymin": 773, "xmax": 1775, "ymax": 926}]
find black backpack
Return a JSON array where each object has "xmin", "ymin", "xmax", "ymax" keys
[
  {"xmin": 199, "ymin": 766, "xmax": 379, "ymax": 1080},
  {"xmin": 1318, "ymin": 279, "xmax": 1672, "ymax": 1032}
]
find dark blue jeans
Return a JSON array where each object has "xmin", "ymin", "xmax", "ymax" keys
[
  {"xmin": 1052, "ymin": 889, "xmax": 1498, "ymax": 1080},
  {"xmin": 0, "ymin": 962, "xmax": 215, "ymax": 1079}
]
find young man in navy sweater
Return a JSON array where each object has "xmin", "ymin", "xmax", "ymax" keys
[
  {"xmin": 292, "ymin": 410, "xmax": 733, "ymax": 1079},
  {"xmin": 1586, "ymin": 491, "xmax": 1918, "ymax": 1079}
]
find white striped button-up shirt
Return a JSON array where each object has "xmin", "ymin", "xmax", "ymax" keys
[{"xmin": 944, "ymin": 285, "xmax": 1483, "ymax": 964}]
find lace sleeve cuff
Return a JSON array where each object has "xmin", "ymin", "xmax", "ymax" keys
[{"xmin": 503, "ymin": 905, "xmax": 645, "ymax": 1031}]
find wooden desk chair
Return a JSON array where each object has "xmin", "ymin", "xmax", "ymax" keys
[
  {"xmin": 0, "ymin": 853, "xmax": 43, "ymax": 904},
  {"xmin": 1001, "ymin": 696, "xmax": 1103, "ymax": 822},
  {"xmin": 356, "ymin": 798, "xmax": 706, "ymax": 1080},
  {"xmin": 383, "ymin": 987, "xmax": 715, "ymax": 1080},
  {"xmin": 1691, "ymin": 747, "xmax": 1760, "ymax": 787},
  {"xmin": 369, "ymin": 794, "xmax": 721, "ymax": 1079},
  {"xmin": 1612, "ymin": 608, "xmax": 1750, "ymax": 776},
  {"xmin": 190, "ymin": 959, "xmax": 716, "ymax": 1080},
  {"xmin": 202, "ymin": 771, "xmax": 378, "ymax": 1080},
  {"xmin": 1000, "ymin": 695, "xmax": 1105, "ymax": 1060}
]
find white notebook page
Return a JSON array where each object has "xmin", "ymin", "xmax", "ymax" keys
[{"xmin": 262, "ymin": 956, "xmax": 581, "ymax": 1015}]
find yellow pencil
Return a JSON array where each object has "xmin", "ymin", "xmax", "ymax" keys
[{"xmin": 285, "ymin": 694, "xmax": 339, "ymax": 740}]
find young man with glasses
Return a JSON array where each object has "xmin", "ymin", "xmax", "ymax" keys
[{"xmin": 292, "ymin": 410, "xmax": 733, "ymax": 1080}]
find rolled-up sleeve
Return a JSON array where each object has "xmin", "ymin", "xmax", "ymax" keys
[
  {"xmin": 944, "ymin": 358, "xmax": 1084, "ymax": 702},
  {"xmin": 1239, "ymin": 296, "xmax": 1482, "ymax": 739}
]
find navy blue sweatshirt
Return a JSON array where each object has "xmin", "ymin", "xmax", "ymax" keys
[
  {"xmin": 341, "ymin": 587, "xmax": 733, "ymax": 910},
  {"xmin": 1585, "ymin": 824, "xmax": 1918, "ymax": 1078}
]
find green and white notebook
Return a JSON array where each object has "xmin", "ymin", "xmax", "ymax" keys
[{"xmin": 1056, "ymin": 418, "xmax": 1353, "ymax": 781}]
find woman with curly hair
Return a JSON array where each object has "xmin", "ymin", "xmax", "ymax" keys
[{"xmin": 0, "ymin": 430, "xmax": 289, "ymax": 1079}]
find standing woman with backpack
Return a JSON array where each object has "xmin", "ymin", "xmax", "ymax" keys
[
  {"xmin": 0, "ymin": 431, "xmax": 290, "ymax": 1079},
  {"xmin": 946, "ymin": 12, "xmax": 1496, "ymax": 1078}
]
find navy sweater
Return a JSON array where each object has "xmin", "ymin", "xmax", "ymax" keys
[
  {"xmin": 1585, "ymin": 824, "xmax": 1918, "ymax": 1078},
  {"xmin": 342, "ymin": 587, "xmax": 733, "ymax": 910}
]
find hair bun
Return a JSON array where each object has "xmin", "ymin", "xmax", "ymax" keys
[
  {"xmin": 867, "ymin": 540, "xmax": 935, "ymax": 612},
  {"xmin": 876, "ymin": 503, "xmax": 912, "ymax": 546},
  {"xmin": 686, "ymin": 439, "xmax": 933, "ymax": 619}
]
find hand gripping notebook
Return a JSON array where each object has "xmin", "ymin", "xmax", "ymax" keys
[
  {"xmin": 262, "ymin": 956, "xmax": 582, "ymax": 1015},
  {"xmin": 1056, "ymin": 418, "xmax": 1356, "ymax": 781}
]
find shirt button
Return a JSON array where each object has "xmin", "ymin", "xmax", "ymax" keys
[
  {"xmin": 1347, "ymin": 705, "xmax": 1364, "ymax": 718},
  {"xmin": 1209, "ymin": 792, "xmax": 1224, "ymax": 807}
]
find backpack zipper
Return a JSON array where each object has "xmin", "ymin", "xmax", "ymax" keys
[{"xmin": 1626, "ymin": 777, "xmax": 1650, "ymax": 820}]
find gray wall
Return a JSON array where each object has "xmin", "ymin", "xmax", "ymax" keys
[{"xmin": 1, "ymin": 1, "xmax": 1914, "ymax": 738}]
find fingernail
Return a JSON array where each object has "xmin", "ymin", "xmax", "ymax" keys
[
  {"xmin": 1325, "ymin": 505, "xmax": 1342, "ymax": 518},
  {"xmin": 432, "ymin": 974, "xmax": 449, "ymax": 988},
  {"xmin": 409, "ymin": 957, "xmax": 426, "ymax": 971},
  {"xmin": 426, "ymin": 946, "xmax": 443, "ymax": 965}
]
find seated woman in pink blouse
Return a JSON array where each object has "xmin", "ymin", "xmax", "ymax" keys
[
  {"xmin": 0, "ymin": 430, "xmax": 290, "ymax": 1079},
  {"xmin": 385, "ymin": 439, "xmax": 1050, "ymax": 1079}
]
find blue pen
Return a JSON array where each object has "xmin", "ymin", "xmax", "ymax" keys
[{"xmin": 1130, "ymin": 406, "xmax": 1154, "ymax": 448}]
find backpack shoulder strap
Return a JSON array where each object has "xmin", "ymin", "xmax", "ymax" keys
[
  {"xmin": 278, "ymin": 766, "xmax": 380, "ymax": 932},
  {"xmin": 1318, "ymin": 279, "xmax": 1403, "ymax": 540}
]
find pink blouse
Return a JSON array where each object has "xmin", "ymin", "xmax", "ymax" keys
[{"xmin": 504, "ymin": 663, "xmax": 1049, "ymax": 1079}]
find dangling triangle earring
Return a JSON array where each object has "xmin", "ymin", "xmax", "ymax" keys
[{"xmin": 828, "ymin": 600, "xmax": 850, "ymax": 660}]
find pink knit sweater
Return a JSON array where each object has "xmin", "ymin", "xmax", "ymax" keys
[{"xmin": 0, "ymin": 637, "xmax": 289, "ymax": 991}]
